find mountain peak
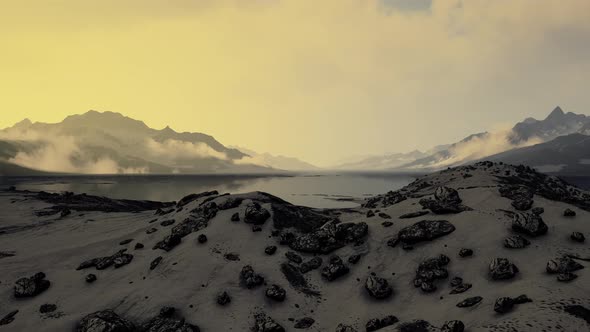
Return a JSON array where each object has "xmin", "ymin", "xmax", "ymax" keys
[{"xmin": 546, "ymin": 106, "xmax": 565, "ymax": 119}]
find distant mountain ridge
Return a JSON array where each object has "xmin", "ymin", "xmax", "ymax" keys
[{"xmin": 0, "ymin": 110, "xmax": 278, "ymax": 175}]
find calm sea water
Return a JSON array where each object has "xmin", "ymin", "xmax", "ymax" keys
[{"xmin": 0, "ymin": 173, "xmax": 417, "ymax": 208}]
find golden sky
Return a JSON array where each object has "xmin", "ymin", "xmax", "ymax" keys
[{"xmin": 1, "ymin": 0, "xmax": 590, "ymax": 166}]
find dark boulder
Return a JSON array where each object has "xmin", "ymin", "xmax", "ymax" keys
[
  {"xmin": 571, "ymin": 232, "xmax": 585, "ymax": 243},
  {"xmin": 414, "ymin": 254, "xmax": 450, "ymax": 293},
  {"xmin": 398, "ymin": 320, "xmax": 433, "ymax": 332},
  {"xmin": 231, "ymin": 212, "xmax": 240, "ymax": 222},
  {"xmin": 546, "ymin": 256, "xmax": 584, "ymax": 275},
  {"xmin": 489, "ymin": 258, "xmax": 519, "ymax": 280},
  {"xmin": 218, "ymin": 197, "xmax": 243, "ymax": 210},
  {"xmin": 381, "ymin": 221, "xmax": 393, "ymax": 227},
  {"xmin": 441, "ymin": 320, "xmax": 465, "ymax": 332},
  {"xmin": 139, "ymin": 306, "xmax": 200, "ymax": 332},
  {"xmin": 365, "ymin": 276, "xmax": 393, "ymax": 299},
  {"xmin": 504, "ymin": 235, "xmax": 530, "ymax": 249},
  {"xmin": 224, "ymin": 252, "xmax": 240, "ymax": 261},
  {"xmin": 366, "ymin": 210, "xmax": 375, "ymax": 218},
  {"xmin": 348, "ymin": 254, "xmax": 361, "ymax": 264},
  {"xmin": 134, "ymin": 243, "xmax": 144, "ymax": 250},
  {"xmin": 458, "ymin": 248, "xmax": 473, "ymax": 257},
  {"xmin": 450, "ymin": 283, "xmax": 472, "ymax": 294},
  {"xmin": 280, "ymin": 263, "xmax": 309, "ymax": 290},
  {"xmin": 217, "ymin": 291, "xmax": 231, "ymax": 306},
  {"xmin": 378, "ymin": 212, "xmax": 391, "ymax": 219},
  {"xmin": 146, "ymin": 228, "xmax": 158, "ymax": 234},
  {"xmin": 160, "ymin": 219, "xmax": 175, "ymax": 227},
  {"xmin": 113, "ymin": 253, "xmax": 134, "ymax": 268},
  {"xmin": 456, "ymin": 296, "xmax": 482, "ymax": 308},
  {"xmin": 419, "ymin": 187, "xmax": 468, "ymax": 214},
  {"xmin": 399, "ymin": 211, "xmax": 429, "ymax": 219},
  {"xmin": 39, "ymin": 304, "xmax": 57, "ymax": 314},
  {"xmin": 499, "ymin": 185, "xmax": 534, "ymax": 211},
  {"xmin": 285, "ymin": 251, "xmax": 303, "ymax": 264},
  {"xmin": 119, "ymin": 239, "xmax": 133, "ymax": 245},
  {"xmin": 150, "ymin": 256, "xmax": 163, "ymax": 270},
  {"xmin": 244, "ymin": 202, "xmax": 271, "ymax": 225},
  {"xmin": 240, "ymin": 265, "xmax": 265, "ymax": 289},
  {"xmin": 398, "ymin": 220, "xmax": 455, "ymax": 245},
  {"xmin": 14, "ymin": 272, "xmax": 50, "ymax": 298},
  {"xmin": 564, "ymin": 208, "xmax": 576, "ymax": 217},
  {"xmin": 253, "ymin": 312, "xmax": 285, "ymax": 332},
  {"xmin": 85, "ymin": 274, "xmax": 97, "ymax": 283},
  {"xmin": 511, "ymin": 212, "xmax": 548, "ymax": 236},
  {"xmin": 0, "ymin": 310, "xmax": 18, "ymax": 326},
  {"xmin": 153, "ymin": 234, "xmax": 182, "ymax": 251},
  {"xmin": 493, "ymin": 297, "xmax": 515, "ymax": 314},
  {"xmin": 321, "ymin": 256, "xmax": 349, "ymax": 281},
  {"xmin": 197, "ymin": 234, "xmax": 207, "ymax": 244},
  {"xmin": 76, "ymin": 310, "xmax": 135, "ymax": 332},
  {"xmin": 265, "ymin": 246, "xmax": 277, "ymax": 255},
  {"xmin": 300, "ymin": 257, "xmax": 323, "ymax": 274},
  {"xmin": 289, "ymin": 221, "xmax": 368, "ymax": 254},
  {"xmin": 531, "ymin": 207, "xmax": 544, "ymax": 215},
  {"xmin": 294, "ymin": 317, "xmax": 315, "ymax": 329},
  {"xmin": 265, "ymin": 284, "xmax": 286, "ymax": 302},
  {"xmin": 365, "ymin": 315, "xmax": 398, "ymax": 331},
  {"xmin": 335, "ymin": 324, "xmax": 358, "ymax": 332}
]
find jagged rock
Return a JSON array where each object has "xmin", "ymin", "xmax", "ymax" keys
[
  {"xmin": 150, "ymin": 256, "xmax": 163, "ymax": 270},
  {"xmin": 190, "ymin": 201, "xmax": 218, "ymax": 220},
  {"xmin": 546, "ymin": 256, "xmax": 584, "ymax": 275},
  {"xmin": 366, "ymin": 210, "xmax": 375, "ymax": 218},
  {"xmin": 169, "ymin": 216, "xmax": 209, "ymax": 240},
  {"xmin": 531, "ymin": 207, "xmax": 544, "ymax": 215},
  {"xmin": 265, "ymin": 246, "xmax": 277, "ymax": 255},
  {"xmin": 398, "ymin": 320, "xmax": 434, "ymax": 332},
  {"xmin": 365, "ymin": 315, "xmax": 398, "ymax": 331},
  {"xmin": 335, "ymin": 324, "xmax": 358, "ymax": 332},
  {"xmin": 450, "ymin": 283, "xmax": 472, "ymax": 294},
  {"xmin": 414, "ymin": 254, "xmax": 450, "ymax": 293},
  {"xmin": 348, "ymin": 254, "xmax": 361, "ymax": 264},
  {"xmin": 571, "ymin": 232, "xmax": 585, "ymax": 243},
  {"xmin": 511, "ymin": 212, "xmax": 548, "ymax": 236},
  {"xmin": 494, "ymin": 297, "xmax": 515, "ymax": 314},
  {"xmin": 146, "ymin": 228, "xmax": 158, "ymax": 234},
  {"xmin": 504, "ymin": 235, "xmax": 530, "ymax": 249},
  {"xmin": 217, "ymin": 291, "xmax": 231, "ymax": 306},
  {"xmin": 499, "ymin": 185, "xmax": 534, "ymax": 211},
  {"xmin": 139, "ymin": 306, "xmax": 200, "ymax": 332},
  {"xmin": 119, "ymin": 239, "xmax": 133, "ymax": 245},
  {"xmin": 289, "ymin": 221, "xmax": 368, "ymax": 254},
  {"xmin": 398, "ymin": 220, "xmax": 455, "ymax": 245},
  {"xmin": 399, "ymin": 211, "xmax": 429, "ymax": 219},
  {"xmin": 231, "ymin": 212, "xmax": 240, "ymax": 222},
  {"xmin": 365, "ymin": 276, "xmax": 393, "ymax": 299},
  {"xmin": 271, "ymin": 202, "xmax": 331, "ymax": 232},
  {"xmin": 564, "ymin": 208, "xmax": 576, "ymax": 217},
  {"xmin": 113, "ymin": 253, "xmax": 134, "ymax": 268},
  {"xmin": 155, "ymin": 208, "xmax": 173, "ymax": 216},
  {"xmin": 378, "ymin": 212, "xmax": 391, "ymax": 219},
  {"xmin": 77, "ymin": 249, "xmax": 132, "ymax": 270},
  {"xmin": 39, "ymin": 304, "xmax": 57, "ymax": 313},
  {"xmin": 386, "ymin": 237, "xmax": 399, "ymax": 248},
  {"xmin": 134, "ymin": 243, "xmax": 144, "ymax": 250},
  {"xmin": 450, "ymin": 277, "xmax": 463, "ymax": 287},
  {"xmin": 456, "ymin": 296, "xmax": 482, "ymax": 308},
  {"xmin": 224, "ymin": 253, "xmax": 240, "ymax": 261},
  {"xmin": 153, "ymin": 234, "xmax": 182, "ymax": 251},
  {"xmin": 557, "ymin": 272, "xmax": 578, "ymax": 282},
  {"xmin": 458, "ymin": 248, "xmax": 473, "ymax": 257},
  {"xmin": 364, "ymin": 190, "xmax": 407, "ymax": 209},
  {"xmin": 300, "ymin": 257, "xmax": 323, "ymax": 274},
  {"xmin": 197, "ymin": 234, "xmax": 207, "ymax": 244},
  {"xmin": 85, "ymin": 274, "xmax": 97, "ymax": 283},
  {"xmin": 253, "ymin": 312, "xmax": 285, "ymax": 332},
  {"xmin": 218, "ymin": 197, "xmax": 243, "ymax": 210},
  {"xmin": 252, "ymin": 225, "xmax": 263, "ymax": 232},
  {"xmin": 489, "ymin": 258, "xmax": 519, "ymax": 280},
  {"xmin": 240, "ymin": 265, "xmax": 265, "ymax": 289},
  {"xmin": 14, "ymin": 272, "xmax": 50, "ymax": 298},
  {"xmin": 513, "ymin": 294, "xmax": 532, "ymax": 304},
  {"xmin": 0, "ymin": 310, "xmax": 18, "ymax": 326},
  {"xmin": 76, "ymin": 310, "xmax": 135, "ymax": 332},
  {"xmin": 177, "ymin": 191, "xmax": 218, "ymax": 207},
  {"xmin": 294, "ymin": 317, "xmax": 315, "ymax": 329},
  {"xmin": 160, "ymin": 219, "xmax": 175, "ymax": 226},
  {"xmin": 419, "ymin": 187, "xmax": 468, "ymax": 214},
  {"xmin": 286, "ymin": 251, "xmax": 303, "ymax": 264},
  {"xmin": 321, "ymin": 256, "xmax": 350, "ymax": 281},
  {"xmin": 265, "ymin": 284, "xmax": 286, "ymax": 302},
  {"xmin": 441, "ymin": 320, "xmax": 465, "ymax": 332},
  {"xmin": 244, "ymin": 202, "xmax": 271, "ymax": 225},
  {"xmin": 381, "ymin": 221, "xmax": 393, "ymax": 227}
]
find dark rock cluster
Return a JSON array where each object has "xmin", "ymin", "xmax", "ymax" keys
[
  {"xmin": 14, "ymin": 272, "xmax": 50, "ymax": 298},
  {"xmin": 419, "ymin": 187, "xmax": 470, "ymax": 214},
  {"xmin": 77, "ymin": 249, "xmax": 134, "ymax": 270},
  {"xmin": 414, "ymin": 254, "xmax": 450, "ymax": 292}
]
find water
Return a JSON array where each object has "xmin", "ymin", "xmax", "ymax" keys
[{"xmin": 0, "ymin": 173, "xmax": 416, "ymax": 208}]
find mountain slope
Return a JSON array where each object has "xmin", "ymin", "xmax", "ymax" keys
[
  {"xmin": 230, "ymin": 146, "xmax": 320, "ymax": 171},
  {"xmin": 0, "ymin": 111, "xmax": 276, "ymax": 175}
]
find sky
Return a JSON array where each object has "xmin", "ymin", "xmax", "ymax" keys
[{"xmin": 1, "ymin": 0, "xmax": 590, "ymax": 166}]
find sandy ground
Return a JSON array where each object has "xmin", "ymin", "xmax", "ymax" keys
[{"xmin": 0, "ymin": 163, "xmax": 589, "ymax": 331}]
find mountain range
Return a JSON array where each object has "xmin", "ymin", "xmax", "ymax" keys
[{"xmin": 1, "ymin": 107, "xmax": 589, "ymax": 176}]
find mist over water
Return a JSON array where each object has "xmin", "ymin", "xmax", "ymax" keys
[{"xmin": 1, "ymin": 173, "xmax": 416, "ymax": 208}]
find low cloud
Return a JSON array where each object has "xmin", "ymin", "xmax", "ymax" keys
[{"xmin": 145, "ymin": 138, "xmax": 228, "ymax": 161}]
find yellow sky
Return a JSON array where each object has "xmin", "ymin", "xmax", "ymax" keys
[{"xmin": 1, "ymin": 0, "xmax": 590, "ymax": 166}]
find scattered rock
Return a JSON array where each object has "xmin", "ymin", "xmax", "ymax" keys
[
  {"xmin": 0, "ymin": 310, "xmax": 18, "ymax": 326},
  {"xmin": 253, "ymin": 312, "xmax": 285, "ymax": 332},
  {"xmin": 531, "ymin": 207, "xmax": 544, "ymax": 215},
  {"xmin": 252, "ymin": 225, "xmax": 263, "ymax": 232},
  {"xmin": 14, "ymin": 272, "xmax": 50, "ymax": 298},
  {"xmin": 265, "ymin": 284, "xmax": 286, "ymax": 302},
  {"xmin": 365, "ymin": 276, "xmax": 393, "ymax": 299},
  {"xmin": 289, "ymin": 221, "xmax": 368, "ymax": 254},
  {"xmin": 419, "ymin": 186, "xmax": 469, "ymax": 214},
  {"xmin": 398, "ymin": 320, "xmax": 434, "ymax": 332},
  {"xmin": 240, "ymin": 265, "xmax": 265, "ymax": 289},
  {"xmin": 300, "ymin": 257, "xmax": 323, "ymax": 274},
  {"xmin": 458, "ymin": 248, "xmax": 473, "ymax": 257},
  {"xmin": 150, "ymin": 256, "xmax": 163, "ymax": 270},
  {"xmin": 381, "ymin": 221, "xmax": 393, "ymax": 227},
  {"xmin": 160, "ymin": 219, "xmax": 175, "ymax": 227},
  {"xmin": 286, "ymin": 251, "xmax": 303, "ymax": 264},
  {"xmin": 335, "ymin": 324, "xmax": 358, "ymax": 332},
  {"xmin": 39, "ymin": 304, "xmax": 57, "ymax": 314},
  {"xmin": 177, "ymin": 191, "xmax": 218, "ymax": 208},
  {"xmin": 85, "ymin": 274, "xmax": 97, "ymax": 283},
  {"xmin": 294, "ymin": 317, "xmax": 315, "ymax": 329},
  {"xmin": 139, "ymin": 306, "xmax": 200, "ymax": 331},
  {"xmin": 571, "ymin": 232, "xmax": 585, "ymax": 243},
  {"xmin": 76, "ymin": 310, "xmax": 135, "ymax": 332},
  {"xmin": 503, "ymin": 235, "xmax": 530, "ymax": 249},
  {"xmin": 366, "ymin": 210, "xmax": 375, "ymax": 218},
  {"xmin": 153, "ymin": 234, "xmax": 182, "ymax": 251},
  {"xmin": 244, "ymin": 202, "xmax": 271, "ymax": 225},
  {"xmin": 450, "ymin": 283, "xmax": 472, "ymax": 294},
  {"xmin": 378, "ymin": 212, "xmax": 391, "ymax": 219},
  {"xmin": 489, "ymin": 258, "xmax": 519, "ymax": 280},
  {"xmin": 441, "ymin": 320, "xmax": 465, "ymax": 332},
  {"xmin": 321, "ymin": 256, "xmax": 350, "ymax": 281},
  {"xmin": 197, "ymin": 234, "xmax": 207, "ymax": 244},
  {"xmin": 493, "ymin": 297, "xmax": 515, "ymax": 314},
  {"xmin": 456, "ymin": 296, "xmax": 482, "ymax": 308},
  {"xmin": 414, "ymin": 254, "xmax": 450, "ymax": 292},
  {"xmin": 146, "ymin": 228, "xmax": 158, "ymax": 234},
  {"xmin": 398, "ymin": 220, "xmax": 455, "ymax": 246},
  {"xmin": 231, "ymin": 212, "xmax": 240, "ymax": 222},
  {"xmin": 348, "ymin": 254, "xmax": 361, "ymax": 264},
  {"xmin": 134, "ymin": 243, "xmax": 144, "ymax": 250},
  {"xmin": 265, "ymin": 246, "xmax": 277, "ymax": 255},
  {"xmin": 499, "ymin": 185, "xmax": 534, "ymax": 211},
  {"xmin": 119, "ymin": 239, "xmax": 133, "ymax": 245},
  {"xmin": 224, "ymin": 252, "xmax": 240, "ymax": 261},
  {"xmin": 558, "ymin": 272, "xmax": 578, "ymax": 282},
  {"xmin": 217, "ymin": 291, "xmax": 231, "ymax": 306},
  {"xmin": 511, "ymin": 212, "xmax": 548, "ymax": 236},
  {"xmin": 546, "ymin": 256, "xmax": 584, "ymax": 276},
  {"xmin": 564, "ymin": 305, "xmax": 590, "ymax": 324},
  {"xmin": 365, "ymin": 315, "xmax": 398, "ymax": 331},
  {"xmin": 563, "ymin": 208, "xmax": 576, "ymax": 217}
]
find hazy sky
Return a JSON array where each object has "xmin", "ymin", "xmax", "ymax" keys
[{"xmin": 1, "ymin": 0, "xmax": 589, "ymax": 166}]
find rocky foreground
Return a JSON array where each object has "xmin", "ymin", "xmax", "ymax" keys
[{"xmin": 0, "ymin": 162, "xmax": 589, "ymax": 331}]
